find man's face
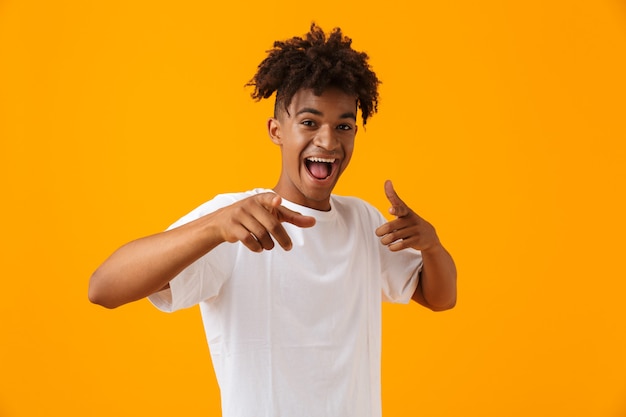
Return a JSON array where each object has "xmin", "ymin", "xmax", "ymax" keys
[{"xmin": 268, "ymin": 88, "xmax": 358, "ymax": 211}]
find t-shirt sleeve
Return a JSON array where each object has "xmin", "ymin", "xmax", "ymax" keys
[
  {"xmin": 368, "ymin": 204, "xmax": 423, "ymax": 304},
  {"xmin": 148, "ymin": 242, "xmax": 234, "ymax": 312},
  {"xmin": 379, "ymin": 244, "xmax": 422, "ymax": 304},
  {"xmin": 147, "ymin": 194, "xmax": 239, "ymax": 312}
]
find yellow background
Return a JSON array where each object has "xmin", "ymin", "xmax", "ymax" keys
[{"xmin": 1, "ymin": 0, "xmax": 625, "ymax": 416}]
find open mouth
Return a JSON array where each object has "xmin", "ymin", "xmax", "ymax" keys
[{"xmin": 305, "ymin": 157, "xmax": 336, "ymax": 180}]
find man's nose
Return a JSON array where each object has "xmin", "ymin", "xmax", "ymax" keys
[{"xmin": 313, "ymin": 125, "xmax": 339, "ymax": 150}]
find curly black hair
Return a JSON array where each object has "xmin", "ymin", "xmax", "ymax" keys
[{"xmin": 247, "ymin": 23, "xmax": 380, "ymax": 126}]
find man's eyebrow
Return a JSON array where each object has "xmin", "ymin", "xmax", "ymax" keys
[
  {"xmin": 340, "ymin": 112, "xmax": 357, "ymax": 121},
  {"xmin": 296, "ymin": 107, "xmax": 323, "ymax": 117},
  {"xmin": 296, "ymin": 108, "xmax": 357, "ymax": 120}
]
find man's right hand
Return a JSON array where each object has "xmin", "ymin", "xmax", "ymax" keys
[{"xmin": 214, "ymin": 193, "xmax": 316, "ymax": 252}]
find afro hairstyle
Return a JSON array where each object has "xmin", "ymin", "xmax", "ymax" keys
[{"xmin": 247, "ymin": 23, "xmax": 380, "ymax": 126}]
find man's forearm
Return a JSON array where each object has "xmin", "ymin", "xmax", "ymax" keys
[
  {"xmin": 88, "ymin": 214, "xmax": 224, "ymax": 309},
  {"xmin": 412, "ymin": 243, "xmax": 457, "ymax": 311}
]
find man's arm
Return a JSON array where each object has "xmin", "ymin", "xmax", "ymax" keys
[
  {"xmin": 375, "ymin": 180, "xmax": 457, "ymax": 311},
  {"xmin": 88, "ymin": 193, "xmax": 315, "ymax": 309}
]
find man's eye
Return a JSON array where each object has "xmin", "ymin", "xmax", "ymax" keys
[
  {"xmin": 338, "ymin": 124, "xmax": 352, "ymax": 131},
  {"xmin": 302, "ymin": 120, "xmax": 315, "ymax": 127}
]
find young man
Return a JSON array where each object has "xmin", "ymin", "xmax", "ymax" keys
[{"xmin": 89, "ymin": 24, "xmax": 457, "ymax": 417}]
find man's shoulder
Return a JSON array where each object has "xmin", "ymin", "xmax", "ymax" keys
[
  {"xmin": 331, "ymin": 194, "xmax": 384, "ymax": 221},
  {"xmin": 209, "ymin": 188, "xmax": 272, "ymax": 204},
  {"xmin": 196, "ymin": 188, "xmax": 272, "ymax": 210},
  {"xmin": 169, "ymin": 188, "xmax": 272, "ymax": 229},
  {"xmin": 332, "ymin": 194, "xmax": 376, "ymax": 210}
]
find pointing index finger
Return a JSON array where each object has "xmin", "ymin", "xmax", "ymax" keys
[
  {"xmin": 278, "ymin": 207, "xmax": 316, "ymax": 228},
  {"xmin": 258, "ymin": 192, "xmax": 316, "ymax": 228}
]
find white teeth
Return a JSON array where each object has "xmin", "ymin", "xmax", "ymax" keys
[{"xmin": 307, "ymin": 157, "xmax": 336, "ymax": 163}]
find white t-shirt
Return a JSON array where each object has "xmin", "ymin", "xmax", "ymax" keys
[{"xmin": 149, "ymin": 189, "xmax": 422, "ymax": 417}]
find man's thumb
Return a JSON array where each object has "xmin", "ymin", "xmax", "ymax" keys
[{"xmin": 384, "ymin": 180, "xmax": 409, "ymax": 217}]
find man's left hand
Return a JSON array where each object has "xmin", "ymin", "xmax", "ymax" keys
[{"xmin": 375, "ymin": 180, "xmax": 441, "ymax": 253}]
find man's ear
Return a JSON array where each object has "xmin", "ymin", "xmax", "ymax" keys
[{"xmin": 267, "ymin": 117, "xmax": 282, "ymax": 145}]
